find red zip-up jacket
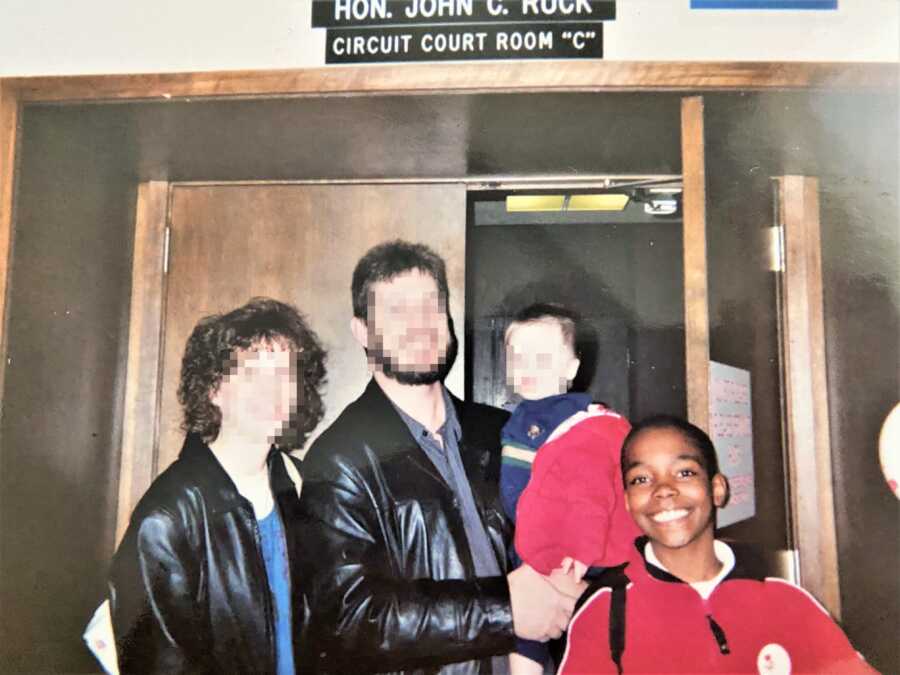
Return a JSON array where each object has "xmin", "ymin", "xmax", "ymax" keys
[
  {"xmin": 514, "ymin": 407, "xmax": 641, "ymax": 574},
  {"xmin": 559, "ymin": 538, "xmax": 876, "ymax": 674}
]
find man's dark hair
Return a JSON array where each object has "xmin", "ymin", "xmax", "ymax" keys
[
  {"xmin": 351, "ymin": 239, "xmax": 449, "ymax": 319},
  {"xmin": 620, "ymin": 414, "xmax": 722, "ymax": 484},
  {"xmin": 508, "ymin": 302, "xmax": 582, "ymax": 357},
  {"xmin": 178, "ymin": 297, "xmax": 327, "ymax": 446}
]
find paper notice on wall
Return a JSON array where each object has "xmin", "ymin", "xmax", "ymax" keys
[{"xmin": 709, "ymin": 361, "xmax": 755, "ymax": 528}]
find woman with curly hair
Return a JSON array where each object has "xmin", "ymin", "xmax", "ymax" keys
[{"xmin": 107, "ymin": 297, "xmax": 326, "ymax": 675}]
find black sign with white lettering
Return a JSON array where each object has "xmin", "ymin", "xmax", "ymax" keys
[
  {"xmin": 325, "ymin": 22, "xmax": 602, "ymax": 62},
  {"xmin": 312, "ymin": 0, "xmax": 614, "ymax": 63},
  {"xmin": 313, "ymin": 0, "xmax": 615, "ymax": 27}
]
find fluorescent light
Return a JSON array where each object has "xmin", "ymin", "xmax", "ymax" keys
[
  {"xmin": 506, "ymin": 193, "xmax": 630, "ymax": 213},
  {"xmin": 506, "ymin": 195, "xmax": 566, "ymax": 212},
  {"xmin": 567, "ymin": 194, "xmax": 630, "ymax": 211}
]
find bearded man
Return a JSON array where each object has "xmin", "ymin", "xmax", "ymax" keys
[{"xmin": 296, "ymin": 240, "xmax": 577, "ymax": 675}]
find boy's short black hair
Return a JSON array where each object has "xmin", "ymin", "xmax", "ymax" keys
[
  {"xmin": 178, "ymin": 297, "xmax": 327, "ymax": 446},
  {"xmin": 351, "ymin": 240, "xmax": 449, "ymax": 320},
  {"xmin": 507, "ymin": 302, "xmax": 581, "ymax": 357},
  {"xmin": 620, "ymin": 414, "xmax": 721, "ymax": 484}
]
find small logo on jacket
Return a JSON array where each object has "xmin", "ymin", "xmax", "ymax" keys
[{"xmin": 757, "ymin": 643, "xmax": 792, "ymax": 674}]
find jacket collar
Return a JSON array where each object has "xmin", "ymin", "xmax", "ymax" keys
[
  {"xmin": 357, "ymin": 377, "xmax": 471, "ymax": 442},
  {"xmin": 178, "ymin": 433, "xmax": 301, "ymax": 515},
  {"xmin": 356, "ymin": 378, "xmax": 418, "ymax": 441},
  {"xmin": 355, "ymin": 378, "xmax": 487, "ymax": 487},
  {"xmin": 629, "ymin": 535, "xmax": 765, "ymax": 585}
]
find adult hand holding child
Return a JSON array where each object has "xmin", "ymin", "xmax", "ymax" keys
[
  {"xmin": 548, "ymin": 557, "xmax": 590, "ymax": 598},
  {"xmin": 508, "ymin": 563, "xmax": 579, "ymax": 641}
]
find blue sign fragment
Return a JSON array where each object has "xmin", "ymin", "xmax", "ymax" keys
[{"xmin": 691, "ymin": 0, "xmax": 837, "ymax": 9}]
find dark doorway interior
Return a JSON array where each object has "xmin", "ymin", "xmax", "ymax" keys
[{"xmin": 465, "ymin": 190, "xmax": 686, "ymax": 423}]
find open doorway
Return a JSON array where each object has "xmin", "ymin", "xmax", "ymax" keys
[{"xmin": 465, "ymin": 182, "xmax": 685, "ymax": 425}]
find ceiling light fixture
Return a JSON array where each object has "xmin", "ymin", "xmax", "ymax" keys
[
  {"xmin": 567, "ymin": 194, "xmax": 630, "ymax": 211},
  {"xmin": 506, "ymin": 193, "xmax": 630, "ymax": 213},
  {"xmin": 506, "ymin": 195, "xmax": 567, "ymax": 212}
]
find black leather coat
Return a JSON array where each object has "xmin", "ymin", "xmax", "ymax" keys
[
  {"xmin": 108, "ymin": 434, "xmax": 307, "ymax": 674},
  {"xmin": 296, "ymin": 380, "xmax": 515, "ymax": 674}
]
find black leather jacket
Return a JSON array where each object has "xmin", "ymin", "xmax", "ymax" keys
[
  {"xmin": 108, "ymin": 434, "xmax": 307, "ymax": 674},
  {"xmin": 297, "ymin": 380, "xmax": 515, "ymax": 674}
]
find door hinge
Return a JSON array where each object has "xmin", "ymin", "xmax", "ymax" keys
[
  {"xmin": 766, "ymin": 225, "xmax": 785, "ymax": 272},
  {"xmin": 775, "ymin": 548, "xmax": 801, "ymax": 585},
  {"xmin": 163, "ymin": 226, "xmax": 171, "ymax": 275}
]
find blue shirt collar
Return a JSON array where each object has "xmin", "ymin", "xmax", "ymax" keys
[{"xmin": 388, "ymin": 383, "xmax": 461, "ymax": 446}]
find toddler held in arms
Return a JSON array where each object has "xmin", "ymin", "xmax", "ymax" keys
[{"xmin": 500, "ymin": 303, "xmax": 640, "ymax": 675}]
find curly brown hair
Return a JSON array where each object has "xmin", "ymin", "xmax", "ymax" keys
[{"xmin": 177, "ymin": 297, "xmax": 327, "ymax": 447}]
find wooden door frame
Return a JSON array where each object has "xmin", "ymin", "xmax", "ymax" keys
[
  {"xmin": 117, "ymin": 175, "xmax": 686, "ymax": 539},
  {"xmin": 1, "ymin": 61, "xmax": 893, "ymax": 564},
  {"xmin": 118, "ymin": 159, "xmax": 703, "ymax": 543},
  {"xmin": 681, "ymin": 96, "xmax": 709, "ymax": 431},
  {"xmin": 0, "ymin": 80, "xmax": 19, "ymax": 412},
  {"xmin": 115, "ymin": 170, "xmax": 709, "ymax": 545},
  {"xmin": 116, "ymin": 181, "xmax": 170, "ymax": 543},
  {"xmin": 2, "ymin": 61, "xmax": 895, "ymax": 102},
  {"xmin": 775, "ymin": 175, "xmax": 841, "ymax": 618}
]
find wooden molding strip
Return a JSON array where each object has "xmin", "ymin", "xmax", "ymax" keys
[
  {"xmin": 115, "ymin": 181, "xmax": 170, "ymax": 545},
  {"xmin": 681, "ymin": 96, "xmax": 710, "ymax": 431},
  {"xmin": 777, "ymin": 175, "xmax": 841, "ymax": 618},
  {"xmin": 4, "ymin": 61, "xmax": 897, "ymax": 103},
  {"xmin": 0, "ymin": 81, "xmax": 19, "ymax": 413},
  {"xmin": 172, "ymin": 174, "xmax": 680, "ymax": 189}
]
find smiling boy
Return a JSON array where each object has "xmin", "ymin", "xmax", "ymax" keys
[{"xmin": 559, "ymin": 415, "xmax": 876, "ymax": 675}]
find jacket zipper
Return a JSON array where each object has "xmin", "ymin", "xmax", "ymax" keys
[
  {"xmin": 705, "ymin": 614, "xmax": 731, "ymax": 655},
  {"xmin": 701, "ymin": 595, "xmax": 731, "ymax": 656}
]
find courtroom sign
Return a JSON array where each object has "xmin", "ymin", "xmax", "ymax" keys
[
  {"xmin": 312, "ymin": 0, "xmax": 615, "ymax": 63},
  {"xmin": 709, "ymin": 361, "xmax": 756, "ymax": 528}
]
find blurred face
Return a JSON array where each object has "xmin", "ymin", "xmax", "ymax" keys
[
  {"xmin": 623, "ymin": 427, "xmax": 727, "ymax": 556},
  {"xmin": 212, "ymin": 340, "xmax": 297, "ymax": 444},
  {"xmin": 505, "ymin": 320, "xmax": 580, "ymax": 400},
  {"xmin": 362, "ymin": 269, "xmax": 451, "ymax": 385}
]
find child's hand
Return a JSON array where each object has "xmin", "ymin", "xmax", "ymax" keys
[
  {"xmin": 559, "ymin": 556, "xmax": 589, "ymax": 584},
  {"xmin": 548, "ymin": 561, "xmax": 588, "ymax": 600}
]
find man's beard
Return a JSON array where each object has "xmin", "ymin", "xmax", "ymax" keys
[{"xmin": 368, "ymin": 325, "xmax": 458, "ymax": 386}]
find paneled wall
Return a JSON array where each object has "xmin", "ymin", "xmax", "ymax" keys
[{"xmin": 0, "ymin": 105, "xmax": 136, "ymax": 672}]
